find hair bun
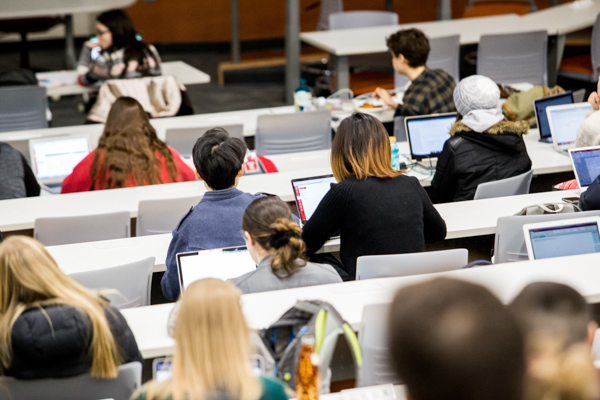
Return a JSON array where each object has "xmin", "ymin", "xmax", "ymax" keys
[{"xmin": 269, "ymin": 230, "xmax": 298, "ymax": 249}]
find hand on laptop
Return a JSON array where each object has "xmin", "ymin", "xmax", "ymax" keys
[
  {"xmin": 373, "ymin": 88, "xmax": 398, "ymax": 109},
  {"xmin": 588, "ymin": 79, "xmax": 600, "ymax": 111}
]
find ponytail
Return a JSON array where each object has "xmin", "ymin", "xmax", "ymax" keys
[{"xmin": 242, "ymin": 197, "xmax": 308, "ymax": 278}]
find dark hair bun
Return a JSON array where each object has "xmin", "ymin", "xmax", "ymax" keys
[{"xmin": 269, "ymin": 230, "xmax": 298, "ymax": 249}]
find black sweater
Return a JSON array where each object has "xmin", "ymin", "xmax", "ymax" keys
[{"xmin": 302, "ymin": 175, "xmax": 447, "ymax": 279}]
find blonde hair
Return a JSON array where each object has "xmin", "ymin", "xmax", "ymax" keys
[
  {"xmin": 242, "ymin": 197, "xmax": 307, "ymax": 277},
  {"xmin": 0, "ymin": 236, "xmax": 121, "ymax": 378},
  {"xmin": 331, "ymin": 113, "xmax": 403, "ymax": 181},
  {"xmin": 146, "ymin": 279, "xmax": 261, "ymax": 400}
]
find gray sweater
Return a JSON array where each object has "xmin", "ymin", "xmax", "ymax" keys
[{"xmin": 229, "ymin": 256, "xmax": 342, "ymax": 295}]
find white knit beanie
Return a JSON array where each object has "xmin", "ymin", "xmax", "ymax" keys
[{"xmin": 453, "ymin": 75, "xmax": 500, "ymax": 116}]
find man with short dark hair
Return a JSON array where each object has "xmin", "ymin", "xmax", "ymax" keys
[
  {"xmin": 388, "ymin": 278, "xmax": 525, "ymax": 400},
  {"xmin": 161, "ymin": 128, "xmax": 264, "ymax": 301},
  {"xmin": 373, "ymin": 28, "xmax": 456, "ymax": 117}
]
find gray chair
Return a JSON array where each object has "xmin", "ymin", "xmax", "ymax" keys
[
  {"xmin": 165, "ymin": 124, "xmax": 244, "ymax": 158},
  {"xmin": 0, "ymin": 361, "xmax": 142, "ymax": 400},
  {"xmin": 473, "ymin": 169, "xmax": 533, "ymax": 200},
  {"xmin": 0, "ymin": 85, "xmax": 47, "ymax": 133},
  {"xmin": 317, "ymin": 0, "xmax": 343, "ymax": 30},
  {"xmin": 255, "ymin": 110, "xmax": 332, "ymax": 156},
  {"xmin": 573, "ymin": 88, "xmax": 586, "ymax": 103},
  {"xmin": 559, "ymin": 13, "xmax": 600, "ymax": 83},
  {"xmin": 393, "ymin": 116, "xmax": 407, "ymax": 142},
  {"xmin": 477, "ymin": 30, "xmax": 548, "ymax": 86},
  {"xmin": 356, "ymin": 249, "xmax": 469, "ymax": 280},
  {"xmin": 68, "ymin": 257, "xmax": 155, "ymax": 308},
  {"xmin": 34, "ymin": 211, "xmax": 131, "ymax": 246},
  {"xmin": 357, "ymin": 303, "xmax": 401, "ymax": 387},
  {"xmin": 137, "ymin": 196, "xmax": 202, "ymax": 236},
  {"xmin": 394, "ymin": 34, "xmax": 461, "ymax": 88},
  {"xmin": 328, "ymin": 11, "xmax": 398, "ymax": 30},
  {"xmin": 493, "ymin": 210, "xmax": 600, "ymax": 263}
]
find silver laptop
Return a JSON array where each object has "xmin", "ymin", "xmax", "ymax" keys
[
  {"xmin": 523, "ymin": 217, "xmax": 600, "ymax": 260},
  {"xmin": 532, "ymin": 91, "xmax": 573, "ymax": 143},
  {"xmin": 291, "ymin": 174, "xmax": 337, "ymax": 227},
  {"xmin": 29, "ymin": 135, "xmax": 91, "ymax": 194},
  {"xmin": 176, "ymin": 246, "xmax": 256, "ymax": 293},
  {"xmin": 569, "ymin": 146, "xmax": 600, "ymax": 193},
  {"xmin": 547, "ymin": 103, "xmax": 593, "ymax": 154},
  {"xmin": 404, "ymin": 113, "xmax": 457, "ymax": 168}
]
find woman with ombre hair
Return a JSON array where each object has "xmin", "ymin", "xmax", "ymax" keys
[
  {"xmin": 302, "ymin": 112, "xmax": 447, "ymax": 280},
  {"xmin": 0, "ymin": 236, "xmax": 142, "ymax": 380},
  {"xmin": 131, "ymin": 279, "xmax": 287, "ymax": 400}
]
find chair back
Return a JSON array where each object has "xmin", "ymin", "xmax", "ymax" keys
[
  {"xmin": 0, "ymin": 85, "xmax": 47, "ymax": 133},
  {"xmin": 573, "ymin": 88, "xmax": 586, "ymax": 103},
  {"xmin": 255, "ymin": 110, "xmax": 332, "ymax": 156},
  {"xmin": 356, "ymin": 249, "xmax": 469, "ymax": 280},
  {"xmin": 137, "ymin": 196, "xmax": 202, "ymax": 236},
  {"xmin": 393, "ymin": 116, "xmax": 407, "ymax": 142},
  {"xmin": 357, "ymin": 303, "xmax": 401, "ymax": 387},
  {"xmin": 477, "ymin": 30, "xmax": 547, "ymax": 86},
  {"xmin": 0, "ymin": 361, "xmax": 142, "ymax": 400},
  {"xmin": 473, "ymin": 169, "xmax": 533, "ymax": 200},
  {"xmin": 34, "ymin": 211, "xmax": 131, "ymax": 246},
  {"xmin": 329, "ymin": 11, "xmax": 398, "ymax": 30},
  {"xmin": 166, "ymin": 124, "xmax": 244, "ymax": 158},
  {"xmin": 317, "ymin": 0, "xmax": 343, "ymax": 30},
  {"xmin": 68, "ymin": 257, "xmax": 155, "ymax": 308},
  {"xmin": 494, "ymin": 211, "xmax": 600, "ymax": 263},
  {"xmin": 394, "ymin": 34, "xmax": 461, "ymax": 88}
]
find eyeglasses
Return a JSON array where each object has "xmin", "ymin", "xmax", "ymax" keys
[{"xmin": 96, "ymin": 29, "xmax": 110, "ymax": 36}]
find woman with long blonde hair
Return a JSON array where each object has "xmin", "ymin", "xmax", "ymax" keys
[
  {"xmin": 0, "ymin": 236, "xmax": 142, "ymax": 379},
  {"xmin": 132, "ymin": 279, "xmax": 287, "ymax": 400},
  {"xmin": 301, "ymin": 112, "xmax": 447, "ymax": 280},
  {"xmin": 62, "ymin": 97, "xmax": 195, "ymax": 193}
]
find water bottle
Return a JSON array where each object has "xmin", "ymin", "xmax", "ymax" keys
[
  {"xmin": 294, "ymin": 79, "xmax": 313, "ymax": 112},
  {"xmin": 390, "ymin": 137, "xmax": 400, "ymax": 170}
]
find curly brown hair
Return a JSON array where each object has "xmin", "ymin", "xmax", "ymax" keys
[{"xmin": 386, "ymin": 28, "xmax": 430, "ymax": 67}]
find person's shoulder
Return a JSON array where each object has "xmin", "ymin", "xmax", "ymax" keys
[
  {"xmin": 305, "ymin": 261, "xmax": 343, "ymax": 281},
  {"xmin": 259, "ymin": 376, "xmax": 288, "ymax": 400},
  {"xmin": 228, "ymin": 268, "xmax": 258, "ymax": 288}
]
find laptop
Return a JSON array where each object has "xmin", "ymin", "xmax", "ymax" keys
[
  {"xmin": 547, "ymin": 103, "xmax": 593, "ymax": 154},
  {"xmin": 404, "ymin": 113, "xmax": 457, "ymax": 165},
  {"xmin": 291, "ymin": 174, "xmax": 338, "ymax": 227},
  {"xmin": 569, "ymin": 146, "xmax": 600, "ymax": 193},
  {"xmin": 176, "ymin": 246, "xmax": 256, "ymax": 293},
  {"xmin": 523, "ymin": 216, "xmax": 600, "ymax": 260},
  {"xmin": 29, "ymin": 135, "xmax": 91, "ymax": 194},
  {"xmin": 533, "ymin": 91, "xmax": 573, "ymax": 143}
]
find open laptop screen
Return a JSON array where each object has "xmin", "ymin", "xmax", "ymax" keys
[
  {"xmin": 548, "ymin": 104, "xmax": 592, "ymax": 147},
  {"xmin": 406, "ymin": 114, "xmax": 456, "ymax": 160},
  {"xmin": 176, "ymin": 247, "xmax": 255, "ymax": 292},
  {"xmin": 528, "ymin": 222, "xmax": 600, "ymax": 260},
  {"xmin": 31, "ymin": 137, "xmax": 90, "ymax": 180},
  {"xmin": 570, "ymin": 147, "xmax": 600, "ymax": 188},
  {"xmin": 534, "ymin": 91, "xmax": 573, "ymax": 140},
  {"xmin": 292, "ymin": 175, "xmax": 337, "ymax": 224}
]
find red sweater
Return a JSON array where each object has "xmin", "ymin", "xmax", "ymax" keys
[{"xmin": 61, "ymin": 146, "xmax": 196, "ymax": 193}]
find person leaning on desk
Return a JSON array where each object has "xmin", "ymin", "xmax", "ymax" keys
[{"xmin": 372, "ymin": 28, "xmax": 456, "ymax": 117}]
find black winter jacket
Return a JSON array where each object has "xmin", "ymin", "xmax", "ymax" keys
[
  {"xmin": 5, "ymin": 304, "xmax": 143, "ymax": 379},
  {"xmin": 432, "ymin": 120, "xmax": 532, "ymax": 202}
]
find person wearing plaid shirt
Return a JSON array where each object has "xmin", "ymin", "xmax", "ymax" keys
[{"xmin": 373, "ymin": 29, "xmax": 456, "ymax": 117}]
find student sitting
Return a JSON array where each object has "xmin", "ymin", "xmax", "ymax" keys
[
  {"xmin": 509, "ymin": 282, "xmax": 598, "ymax": 400},
  {"xmin": 229, "ymin": 196, "xmax": 342, "ymax": 294},
  {"xmin": 432, "ymin": 75, "xmax": 532, "ymax": 202},
  {"xmin": 131, "ymin": 279, "xmax": 287, "ymax": 400},
  {"xmin": 301, "ymin": 113, "xmax": 447, "ymax": 280},
  {"xmin": 372, "ymin": 28, "xmax": 456, "ymax": 117},
  {"xmin": 0, "ymin": 236, "xmax": 142, "ymax": 379},
  {"xmin": 61, "ymin": 97, "xmax": 195, "ymax": 193},
  {"xmin": 161, "ymin": 128, "xmax": 264, "ymax": 301},
  {"xmin": 388, "ymin": 278, "xmax": 525, "ymax": 400},
  {"xmin": 0, "ymin": 142, "xmax": 40, "ymax": 200},
  {"xmin": 78, "ymin": 10, "xmax": 161, "ymax": 87}
]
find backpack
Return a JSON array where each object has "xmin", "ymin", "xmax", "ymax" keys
[
  {"xmin": 259, "ymin": 300, "xmax": 362, "ymax": 393},
  {"xmin": 514, "ymin": 202, "xmax": 581, "ymax": 215},
  {"xmin": 502, "ymin": 85, "xmax": 565, "ymax": 127}
]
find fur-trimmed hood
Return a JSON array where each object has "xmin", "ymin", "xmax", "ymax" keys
[{"xmin": 449, "ymin": 120, "xmax": 529, "ymax": 136}]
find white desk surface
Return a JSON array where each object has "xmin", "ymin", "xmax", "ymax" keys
[
  {"xmin": 300, "ymin": 1, "xmax": 600, "ymax": 56},
  {"xmin": 121, "ymin": 251, "xmax": 600, "ymax": 359},
  {"xmin": 47, "ymin": 188, "xmax": 578, "ymax": 277},
  {"xmin": 0, "ymin": 0, "xmax": 137, "ymax": 18},
  {"xmin": 37, "ymin": 61, "xmax": 211, "ymax": 97}
]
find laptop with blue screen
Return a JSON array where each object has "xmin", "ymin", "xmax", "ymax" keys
[{"xmin": 523, "ymin": 217, "xmax": 600, "ymax": 260}]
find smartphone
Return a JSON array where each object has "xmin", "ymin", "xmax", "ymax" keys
[
  {"xmin": 152, "ymin": 358, "xmax": 173, "ymax": 382},
  {"xmin": 562, "ymin": 196, "xmax": 580, "ymax": 204},
  {"xmin": 89, "ymin": 36, "xmax": 102, "ymax": 61}
]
